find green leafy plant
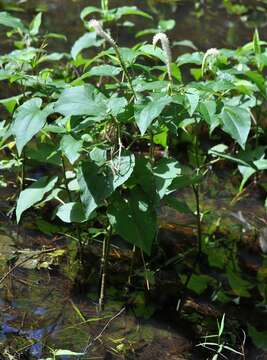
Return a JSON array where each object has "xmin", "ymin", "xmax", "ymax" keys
[{"xmin": 0, "ymin": 3, "xmax": 266, "ymax": 354}]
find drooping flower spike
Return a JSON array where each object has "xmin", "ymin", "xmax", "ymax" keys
[
  {"xmin": 89, "ymin": 19, "xmax": 116, "ymax": 47},
  {"xmin": 89, "ymin": 19, "xmax": 136, "ymax": 99},
  {"xmin": 201, "ymin": 48, "xmax": 220, "ymax": 77},
  {"xmin": 153, "ymin": 32, "xmax": 172, "ymax": 81}
]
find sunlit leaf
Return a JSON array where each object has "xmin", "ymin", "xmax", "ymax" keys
[
  {"xmin": 60, "ymin": 135, "xmax": 83, "ymax": 164},
  {"xmin": 56, "ymin": 202, "xmax": 86, "ymax": 223},
  {"xmin": 221, "ymin": 106, "xmax": 251, "ymax": 149},
  {"xmin": 135, "ymin": 95, "xmax": 172, "ymax": 135},
  {"xmin": 71, "ymin": 32, "xmax": 98, "ymax": 59},
  {"xmin": 12, "ymin": 99, "xmax": 53, "ymax": 155},
  {"xmin": 16, "ymin": 176, "xmax": 58, "ymax": 222},
  {"xmin": 55, "ymin": 85, "xmax": 107, "ymax": 118}
]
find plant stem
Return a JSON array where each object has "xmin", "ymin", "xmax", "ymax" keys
[
  {"xmin": 114, "ymin": 45, "xmax": 136, "ymax": 100},
  {"xmin": 255, "ymin": 95, "xmax": 261, "ymax": 148},
  {"xmin": 176, "ymin": 121, "xmax": 202, "ymax": 313},
  {"xmin": 20, "ymin": 150, "xmax": 25, "ymax": 192},
  {"xmin": 141, "ymin": 249, "xmax": 150, "ymax": 291},
  {"xmin": 61, "ymin": 155, "xmax": 72, "ymax": 202},
  {"xmin": 61, "ymin": 155, "xmax": 84, "ymax": 263},
  {"xmin": 127, "ymin": 245, "xmax": 136, "ymax": 289},
  {"xmin": 99, "ymin": 226, "xmax": 112, "ymax": 312},
  {"xmin": 149, "ymin": 131, "xmax": 155, "ymax": 163}
]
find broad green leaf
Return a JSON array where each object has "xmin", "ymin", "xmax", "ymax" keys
[
  {"xmin": 221, "ymin": 106, "xmax": 251, "ymax": 149},
  {"xmin": 153, "ymin": 158, "xmax": 181, "ymax": 199},
  {"xmin": 16, "ymin": 176, "xmax": 58, "ymax": 222},
  {"xmin": 206, "ymin": 247, "xmax": 227, "ymax": 269},
  {"xmin": 227, "ymin": 267, "xmax": 253, "ymax": 297},
  {"xmin": 12, "ymin": 99, "xmax": 53, "ymax": 155},
  {"xmin": 171, "ymin": 63, "xmax": 182, "ymax": 81},
  {"xmin": 108, "ymin": 190, "xmax": 157, "ymax": 255},
  {"xmin": 71, "ymin": 32, "xmax": 97, "ymax": 59},
  {"xmin": 135, "ymin": 95, "xmax": 172, "ymax": 135},
  {"xmin": 153, "ymin": 128, "xmax": 168, "ymax": 148},
  {"xmin": 170, "ymin": 174, "xmax": 203, "ymax": 190},
  {"xmin": 60, "ymin": 135, "xmax": 83, "ymax": 164},
  {"xmin": 176, "ymin": 52, "xmax": 204, "ymax": 66},
  {"xmin": 138, "ymin": 44, "xmax": 166, "ymax": 63},
  {"xmin": 238, "ymin": 165, "xmax": 256, "ymax": 191},
  {"xmin": 56, "ymin": 202, "xmax": 86, "ymax": 223},
  {"xmin": 80, "ymin": 6, "xmax": 102, "ymax": 21},
  {"xmin": 78, "ymin": 151, "xmax": 135, "ymax": 218},
  {"xmin": 248, "ymin": 325, "xmax": 267, "ymax": 351},
  {"xmin": 164, "ymin": 196, "xmax": 192, "ymax": 214},
  {"xmin": 90, "ymin": 147, "xmax": 107, "ymax": 166},
  {"xmin": 108, "ymin": 151, "xmax": 135, "ymax": 190},
  {"xmin": 181, "ymin": 274, "xmax": 213, "ymax": 295},
  {"xmin": 54, "ymin": 85, "xmax": 107, "ymax": 118},
  {"xmin": 77, "ymin": 162, "xmax": 113, "ymax": 218},
  {"xmin": 29, "ymin": 13, "xmax": 42, "ymax": 36},
  {"xmin": 0, "ymin": 12, "xmax": 25, "ymax": 30},
  {"xmin": 115, "ymin": 6, "xmax": 152, "ymax": 20},
  {"xmin": 134, "ymin": 80, "xmax": 169, "ymax": 92},
  {"xmin": 135, "ymin": 28, "xmax": 158, "ymax": 38},
  {"xmin": 38, "ymin": 52, "xmax": 66, "ymax": 64},
  {"xmin": 185, "ymin": 89, "xmax": 200, "ymax": 116},
  {"xmin": 0, "ymin": 94, "xmax": 23, "ymax": 113},
  {"xmin": 254, "ymin": 159, "xmax": 267, "ymax": 170},
  {"xmin": 107, "ymin": 96, "xmax": 127, "ymax": 116},
  {"xmin": 129, "ymin": 157, "xmax": 156, "ymax": 202},
  {"xmin": 199, "ymin": 100, "xmax": 219, "ymax": 132},
  {"xmin": 26, "ymin": 143, "xmax": 61, "ymax": 166},
  {"xmin": 199, "ymin": 100, "xmax": 216, "ymax": 124},
  {"xmin": 253, "ymin": 29, "xmax": 262, "ymax": 69},
  {"xmin": 173, "ymin": 40, "xmax": 197, "ymax": 50},
  {"xmin": 158, "ymin": 19, "xmax": 176, "ymax": 31},
  {"xmin": 246, "ymin": 71, "xmax": 265, "ymax": 94},
  {"xmin": 88, "ymin": 65, "xmax": 121, "ymax": 77}
]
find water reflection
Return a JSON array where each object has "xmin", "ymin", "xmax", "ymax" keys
[{"xmin": 0, "ymin": 0, "xmax": 266, "ymax": 53}]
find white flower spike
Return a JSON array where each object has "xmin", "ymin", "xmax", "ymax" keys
[
  {"xmin": 89, "ymin": 19, "xmax": 116, "ymax": 47},
  {"xmin": 153, "ymin": 32, "xmax": 172, "ymax": 81},
  {"xmin": 201, "ymin": 48, "xmax": 220, "ymax": 76},
  {"xmin": 205, "ymin": 48, "xmax": 220, "ymax": 57}
]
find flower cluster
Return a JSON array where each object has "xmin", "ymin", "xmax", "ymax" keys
[
  {"xmin": 153, "ymin": 32, "xmax": 172, "ymax": 81},
  {"xmin": 89, "ymin": 19, "xmax": 116, "ymax": 47}
]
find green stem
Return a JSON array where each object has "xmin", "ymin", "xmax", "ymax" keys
[
  {"xmin": 176, "ymin": 184, "xmax": 202, "ymax": 313},
  {"xmin": 20, "ymin": 151, "xmax": 25, "ymax": 192},
  {"xmin": 61, "ymin": 155, "xmax": 84, "ymax": 263},
  {"xmin": 126, "ymin": 245, "xmax": 136, "ymax": 290},
  {"xmin": 114, "ymin": 45, "xmax": 136, "ymax": 100},
  {"xmin": 176, "ymin": 121, "xmax": 202, "ymax": 313},
  {"xmin": 61, "ymin": 155, "xmax": 72, "ymax": 202},
  {"xmin": 149, "ymin": 131, "xmax": 155, "ymax": 163}
]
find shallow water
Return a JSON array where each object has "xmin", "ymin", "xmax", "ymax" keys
[
  {"xmin": 0, "ymin": 170, "xmax": 266, "ymax": 359},
  {"xmin": 1, "ymin": 0, "xmax": 266, "ymax": 54}
]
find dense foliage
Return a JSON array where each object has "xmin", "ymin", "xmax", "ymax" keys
[{"xmin": 0, "ymin": 1, "xmax": 267, "ymax": 358}]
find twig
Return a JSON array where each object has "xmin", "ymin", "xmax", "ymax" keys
[
  {"xmin": 83, "ymin": 307, "xmax": 126, "ymax": 354},
  {"xmin": 140, "ymin": 250, "xmax": 150, "ymax": 291},
  {"xmin": 127, "ymin": 245, "xmax": 136, "ymax": 288},
  {"xmin": 98, "ymin": 226, "xmax": 112, "ymax": 311}
]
